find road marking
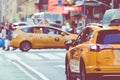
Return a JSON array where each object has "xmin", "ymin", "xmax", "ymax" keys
[
  {"xmin": 31, "ymin": 49, "xmax": 66, "ymax": 52},
  {"xmin": 54, "ymin": 65, "xmax": 65, "ymax": 69},
  {"xmin": 17, "ymin": 60, "xmax": 49, "ymax": 80},
  {"xmin": 13, "ymin": 62, "xmax": 38, "ymax": 80},
  {"xmin": 24, "ymin": 54, "xmax": 42, "ymax": 60},
  {"xmin": 55, "ymin": 53, "xmax": 66, "ymax": 58},
  {"xmin": 34, "ymin": 61, "xmax": 64, "ymax": 63},
  {"xmin": 4, "ymin": 54, "xmax": 21, "ymax": 60},
  {"xmin": 38, "ymin": 53, "xmax": 62, "ymax": 60}
]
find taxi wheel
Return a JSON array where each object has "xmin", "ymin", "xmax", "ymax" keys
[
  {"xmin": 20, "ymin": 41, "xmax": 31, "ymax": 52},
  {"xmin": 65, "ymin": 56, "xmax": 77, "ymax": 80},
  {"xmin": 80, "ymin": 59, "xmax": 87, "ymax": 80}
]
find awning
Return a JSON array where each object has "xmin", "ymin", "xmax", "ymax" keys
[{"xmin": 74, "ymin": 1, "xmax": 102, "ymax": 6}]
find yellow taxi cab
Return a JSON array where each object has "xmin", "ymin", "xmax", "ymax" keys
[
  {"xmin": 65, "ymin": 21, "xmax": 120, "ymax": 80},
  {"xmin": 10, "ymin": 25, "xmax": 77, "ymax": 52}
]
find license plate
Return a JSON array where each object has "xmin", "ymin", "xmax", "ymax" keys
[{"xmin": 114, "ymin": 50, "xmax": 120, "ymax": 57}]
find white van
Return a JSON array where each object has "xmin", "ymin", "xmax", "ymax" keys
[
  {"xmin": 32, "ymin": 12, "xmax": 64, "ymax": 26},
  {"xmin": 101, "ymin": 9, "xmax": 120, "ymax": 25}
]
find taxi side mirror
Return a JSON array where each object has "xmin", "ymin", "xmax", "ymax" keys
[
  {"xmin": 60, "ymin": 32, "xmax": 65, "ymax": 36},
  {"xmin": 64, "ymin": 39, "xmax": 74, "ymax": 50}
]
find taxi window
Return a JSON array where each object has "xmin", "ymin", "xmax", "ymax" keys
[
  {"xmin": 73, "ymin": 27, "xmax": 94, "ymax": 46},
  {"xmin": 21, "ymin": 27, "xmax": 43, "ymax": 33},
  {"xmin": 104, "ymin": 34, "xmax": 120, "ymax": 44},
  {"xmin": 82, "ymin": 28, "xmax": 94, "ymax": 42},
  {"xmin": 21, "ymin": 28, "xmax": 31, "ymax": 33},
  {"xmin": 43, "ymin": 27, "xmax": 60, "ymax": 34},
  {"xmin": 97, "ymin": 30, "xmax": 120, "ymax": 44},
  {"xmin": 73, "ymin": 29, "xmax": 85, "ymax": 46}
]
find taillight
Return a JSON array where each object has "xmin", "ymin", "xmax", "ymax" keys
[{"xmin": 89, "ymin": 44, "xmax": 112, "ymax": 52}]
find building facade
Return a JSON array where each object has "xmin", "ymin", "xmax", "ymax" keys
[
  {"xmin": 0, "ymin": 0, "xmax": 17, "ymax": 23},
  {"xmin": 0, "ymin": 0, "xmax": 37, "ymax": 22},
  {"xmin": 0, "ymin": 0, "xmax": 6, "ymax": 22},
  {"xmin": 17, "ymin": 0, "xmax": 36, "ymax": 21}
]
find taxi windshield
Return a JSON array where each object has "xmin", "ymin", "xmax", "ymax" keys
[{"xmin": 97, "ymin": 30, "xmax": 120, "ymax": 44}]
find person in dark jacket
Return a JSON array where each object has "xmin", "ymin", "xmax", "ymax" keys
[
  {"xmin": 5, "ymin": 23, "xmax": 15, "ymax": 51},
  {"xmin": 1, "ymin": 22, "xmax": 8, "ymax": 50}
]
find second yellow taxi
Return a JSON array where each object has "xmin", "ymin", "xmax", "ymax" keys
[
  {"xmin": 10, "ymin": 25, "xmax": 77, "ymax": 52},
  {"xmin": 65, "ymin": 21, "xmax": 120, "ymax": 80}
]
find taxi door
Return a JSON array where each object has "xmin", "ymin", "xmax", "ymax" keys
[
  {"xmin": 51, "ymin": 33, "xmax": 66, "ymax": 48},
  {"xmin": 31, "ymin": 27, "xmax": 49, "ymax": 48},
  {"xmin": 43, "ymin": 28, "xmax": 66, "ymax": 48}
]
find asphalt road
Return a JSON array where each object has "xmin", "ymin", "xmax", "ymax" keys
[
  {"xmin": 0, "ymin": 48, "xmax": 120, "ymax": 80},
  {"xmin": 0, "ymin": 48, "xmax": 67, "ymax": 80}
]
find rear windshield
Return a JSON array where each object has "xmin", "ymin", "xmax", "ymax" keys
[{"xmin": 97, "ymin": 30, "xmax": 120, "ymax": 44}]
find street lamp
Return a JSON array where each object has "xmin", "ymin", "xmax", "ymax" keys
[{"xmin": 111, "ymin": 0, "xmax": 114, "ymax": 9}]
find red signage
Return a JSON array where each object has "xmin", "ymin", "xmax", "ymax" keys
[
  {"xmin": 48, "ymin": 0, "xmax": 82, "ymax": 14},
  {"xmin": 64, "ymin": 6, "xmax": 82, "ymax": 11}
]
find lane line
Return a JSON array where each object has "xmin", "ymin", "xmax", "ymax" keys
[
  {"xmin": 24, "ymin": 54, "xmax": 42, "ymax": 60},
  {"xmin": 34, "ymin": 61, "xmax": 64, "ymax": 63},
  {"xmin": 55, "ymin": 53, "xmax": 66, "ymax": 58},
  {"xmin": 54, "ymin": 65, "xmax": 65, "ymax": 69},
  {"xmin": 13, "ymin": 62, "xmax": 38, "ymax": 80},
  {"xmin": 4, "ymin": 54, "xmax": 21, "ymax": 60},
  {"xmin": 17, "ymin": 60, "xmax": 49, "ymax": 80},
  {"xmin": 38, "ymin": 53, "xmax": 62, "ymax": 59}
]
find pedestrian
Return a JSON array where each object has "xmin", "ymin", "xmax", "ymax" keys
[
  {"xmin": 62, "ymin": 20, "xmax": 72, "ymax": 32},
  {"xmin": 1, "ymin": 26, "xmax": 7, "ymax": 50},
  {"xmin": 71, "ymin": 21, "xmax": 77, "ymax": 33},
  {"xmin": 4, "ymin": 23, "xmax": 15, "ymax": 51}
]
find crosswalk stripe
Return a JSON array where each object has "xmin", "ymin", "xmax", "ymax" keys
[
  {"xmin": 38, "ymin": 53, "xmax": 62, "ymax": 60},
  {"xmin": 4, "ymin": 53, "xmax": 65, "ymax": 60},
  {"xmin": 24, "ymin": 54, "xmax": 42, "ymax": 60},
  {"xmin": 4, "ymin": 54, "xmax": 21, "ymax": 60},
  {"xmin": 54, "ymin": 65, "xmax": 65, "ymax": 69},
  {"xmin": 55, "ymin": 53, "xmax": 66, "ymax": 58},
  {"xmin": 2, "ymin": 51, "xmax": 65, "ymax": 60}
]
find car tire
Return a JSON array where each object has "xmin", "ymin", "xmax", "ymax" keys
[
  {"xmin": 20, "ymin": 41, "xmax": 31, "ymax": 52},
  {"xmin": 65, "ymin": 56, "xmax": 77, "ymax": 80},
  {"xmin": 80, "ymin": 59, "xmax": 87, "ymax": 80},
  {"xmin": 80, "ymin": 59, "xmax": 99, "ymax": 80}
]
